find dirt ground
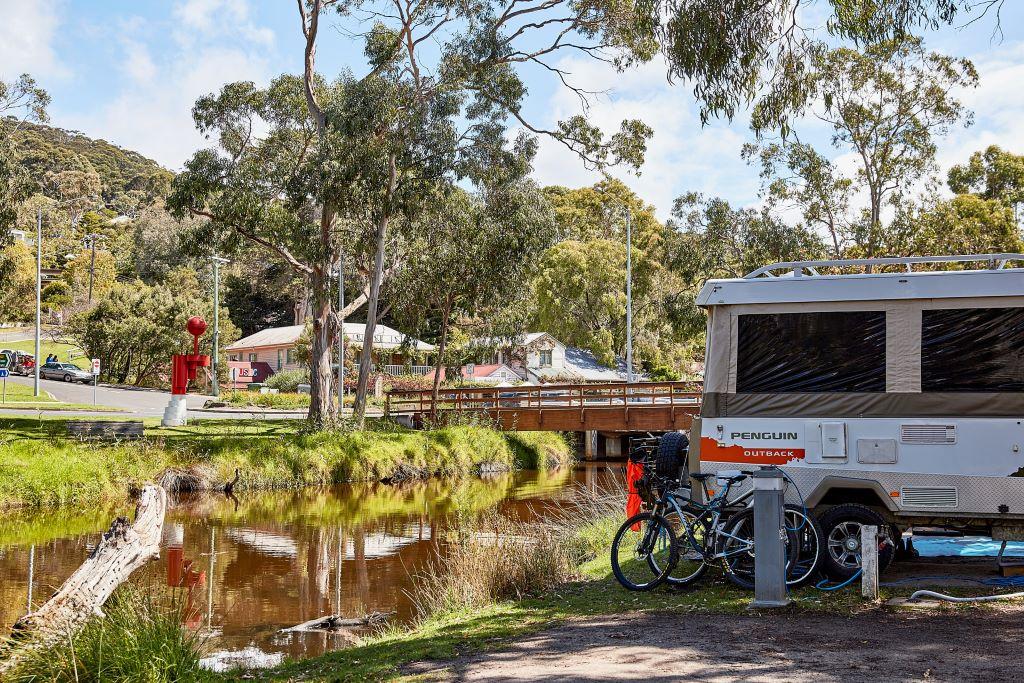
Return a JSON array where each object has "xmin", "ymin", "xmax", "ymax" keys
[{"xmin": 406, "ymin": 606, "xmax": 1024, "ymax": 682}]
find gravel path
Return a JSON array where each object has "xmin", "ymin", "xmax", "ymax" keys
[{"xmin": 407, "ymin": 607, "xmax": 1022, "ymax": 682}]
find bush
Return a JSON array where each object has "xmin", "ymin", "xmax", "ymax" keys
[
  {"xmin": 7, "ymin": 589, "xmax": 209, "ymax": 682},
  {"xmin": 265, "ymin": 368, "xmax": 309, "ymax": 392}
]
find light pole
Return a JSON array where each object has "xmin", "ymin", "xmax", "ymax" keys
[
  {"xmin": 625, "ymin": 206, "xmax": 633, "ymax": 384},
  {"xmin": 83, "ymin": 232, "xmax": 106, "ymax": 303},
  {"xmin": 34, "ymin": 209, "xmax": 41, "ymax": 397},
  {"xmin": 211, "ymin": 256, "xmax": 230, "ymax": 397}
]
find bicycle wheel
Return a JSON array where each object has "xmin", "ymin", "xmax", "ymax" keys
[
  {"xmin": 611, "ymin": 512, "xmax": 678, "ymax": 591},
  {"xmin": 784, "ymin": 504, "xmax": 824, "ymax": 587},
  {"xmin": 716, "ymin": 509, "xmax": 800, "ymax": 590},
  {"xmin": 655, "ymin": 508, "xmax": 710, "ymax": 587}
]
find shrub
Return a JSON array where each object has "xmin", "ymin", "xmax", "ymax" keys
[
  {"xmin": 265, "ymin": 368, "xmax": 309, "ymax": 392},
  {"xmin": 7, "ymin": 588, "xmax": 209, "ymax": 682}
]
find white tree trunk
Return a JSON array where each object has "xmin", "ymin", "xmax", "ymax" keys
[{"xmin": 1, "ymin": 485, "xmax": 167, "ymax": 674}]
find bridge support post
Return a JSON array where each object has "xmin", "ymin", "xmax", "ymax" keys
[
  {"xmin": 604, "ymin": 435, "xmax": 623, "ymax": 458},
  {"xmin": 584, "ymin": 430, "xmax": 599, "ymax": 460}
]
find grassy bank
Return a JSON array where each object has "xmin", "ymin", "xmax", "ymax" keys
[{"xmin": 0, "ymin": 418, "xmax": 573, "ymax": 508}]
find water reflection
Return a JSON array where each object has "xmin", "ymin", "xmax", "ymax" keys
[{"xmin": 0, "ymin": 464, "xmax": 620, "ymax": 661}]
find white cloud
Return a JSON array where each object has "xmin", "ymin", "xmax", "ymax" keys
[
  {"xmin": 65, "ymin": 47, "xmax": 271, "ymax": 170},
  {"xmin": 0, "ymin": 0, "xmax": 67, "ymax": 79},
  {"xmin": 122, "ymin": 40, "xmax": 158, "ymax": 85},
  {"xmin": 173, "ymin": 0, "xmax": 274, "ymax": 47},
  {"xmin": 529, "ymin": 57, "xmax": 758, "ymax": 219}
]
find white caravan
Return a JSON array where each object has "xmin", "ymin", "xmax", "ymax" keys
[{"xmin": 690, "ymin": 254, "xmax": 1024, "ymax": 576}]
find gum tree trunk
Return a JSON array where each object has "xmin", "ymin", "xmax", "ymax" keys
[{"xmin": 307, "ymin": 264, "xmax": 336, "ymax": 427}]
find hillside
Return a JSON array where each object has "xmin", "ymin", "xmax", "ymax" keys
[{"xmin": 9, "ymin": 119, "xmax": 173, "ymax": 214}]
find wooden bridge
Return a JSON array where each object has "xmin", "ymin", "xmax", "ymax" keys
[{"xmin": 385, "ymin": 381, "xmax": 702, "ymax": 433}]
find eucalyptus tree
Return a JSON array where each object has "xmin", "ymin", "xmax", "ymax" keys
[
  {"xmin": 0, "ymin": 74, "xmax": 49, "ymax": 246},
  {"xmin": 746, "ymin": 37, "xmax": 977, "ymax": 259},
  {"xmin": 640, "ymin": 0, "xmax": 1000, "ymax": 130},
  {"xmin": 169, "ymin": 0, "xmax": 653, "ymax": 427},
  {"xmin": 394, "ymin": 181, "xmax": 556, "ymax": 410},
  {"xmin": 948, "ymin": 145, "xmax": 1024, "ymax": 219}
]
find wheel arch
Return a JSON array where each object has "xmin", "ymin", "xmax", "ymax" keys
[{"xmin": 803, "ymin": 476, "xmax": 899, "ymax": 513}]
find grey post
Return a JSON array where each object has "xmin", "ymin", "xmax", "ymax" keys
[
  {"xmin": 861, "ymin": 525, "xmax": 879, "ymax": 599},
  {"xmin": 751, "ymin": 467, "xmax": 789, "ymax": 608}
]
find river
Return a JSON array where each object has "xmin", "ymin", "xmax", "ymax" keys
[{"xmin": 0, "ymin": 465, "xmax": 620, "ymax": 667}]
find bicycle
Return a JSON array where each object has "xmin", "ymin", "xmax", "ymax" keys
[{"xmin": 612, "ymin": 466, "xmax": 822, "ymax": 591}]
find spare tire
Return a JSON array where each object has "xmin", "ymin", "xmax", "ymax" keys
[{"xmin": 654, "ymin": 431, "xmax": 689, "ymax": 479}]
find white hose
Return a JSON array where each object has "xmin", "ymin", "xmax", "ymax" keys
[{"xmin": 910, "ymin": 589, "xmax": 1024, "ymax": 603}]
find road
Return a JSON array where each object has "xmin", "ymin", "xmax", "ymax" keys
[{"xmin": 1, "ymin": 373, "xmax": 304, "ymax": 420}]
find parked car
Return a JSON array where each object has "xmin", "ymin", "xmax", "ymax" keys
[
  {"xmin": 0, "ymin": 349, "xmax": 35, "ymax": 376},
  {"xmin": 40, "ymin": 361, "xmax": 95, "ymax": 384}
]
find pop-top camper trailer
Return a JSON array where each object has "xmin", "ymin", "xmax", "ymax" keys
[{"xmin": 692, "ymin": 254, "xmax": 1024, "ymax": 577}]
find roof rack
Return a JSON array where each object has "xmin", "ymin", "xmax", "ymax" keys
[{"xmin": 744, "ymin": 254, "xmax": 1024, "ymax": 279}]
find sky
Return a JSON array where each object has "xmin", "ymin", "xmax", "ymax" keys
[{"xmin": 3, "ymin": 0, "xmax": 1024, "ymax": 220}]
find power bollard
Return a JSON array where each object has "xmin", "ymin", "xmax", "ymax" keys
[{"xmin": 751, "ymin": 468, "xmax": 789, "ymax": 608}]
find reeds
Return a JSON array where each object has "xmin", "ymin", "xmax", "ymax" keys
[
  {"xmin": 5, "ymin": 588, "xmax": 210, "ymax": 683},
  {"xmin": 410, "ymin": 485, "xmax": 625, "ymax": 619}
]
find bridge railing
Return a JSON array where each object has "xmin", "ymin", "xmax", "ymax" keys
[{"xmin": 385, "ymin": 381, "xmax": 703, "ymax": 417}]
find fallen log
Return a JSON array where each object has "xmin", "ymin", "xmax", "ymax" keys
[
  {"xmin": 0, "ymin": 484, "xmax": 167, "ymax": 674},
  {"xmin": 281, "ymin": 611, "xmax": 395, "ymax": 633}
]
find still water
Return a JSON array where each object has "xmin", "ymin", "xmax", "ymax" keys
[{"xmin": 0, "ymin": 465, "xmax": 619, "ymax": 664}]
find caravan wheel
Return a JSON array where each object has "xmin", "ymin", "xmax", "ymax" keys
[{"xmin": 818, "ymin": 504, "xmax": 895, "ymax": 579}]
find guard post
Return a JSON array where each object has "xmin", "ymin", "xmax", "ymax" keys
[{"xmin": 751, "ymin": 467, "xmax": 789, "ymax": 608}]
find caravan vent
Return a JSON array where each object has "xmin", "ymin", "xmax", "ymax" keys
[
  {"xmin": 900, "ymin": 486, "xmax": 958, "ymax": 508},
  {"xmin": 900, "ymin": 424, "xmax": 956, "ymax": 445}
]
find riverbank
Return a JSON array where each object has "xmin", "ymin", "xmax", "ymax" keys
[{"xmin": 0, "ymin": 418, "xmax": 573, "ymax": 508}]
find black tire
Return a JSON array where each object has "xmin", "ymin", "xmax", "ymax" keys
[
  {"xmin": 716, "ymin": 508, "xmax": 800, "ymax": 590},
  {"xmin": 818, "ymin": 504, "xmax": 895, "ymax": 579},
  {"xmin": 657, "ymin": 508, "xmax": 710, "ymax": 588},
  {"xmin": 611, "ymin": 512, "xmax": 678, "ymax": 591},
  {"xmin": 784, "ymin": 504, "xmax": 824, "ymax": 587},
  {"xmin": 63, "ymin": 373, "xmax": 72, "ymax": 382},
  {"xmin": 654, "ymin": 431, "xmax": 689, "ymax": 479}
]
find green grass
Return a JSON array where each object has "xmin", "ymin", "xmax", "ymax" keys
[
  {"xmin": 2, "ymin": 338, "xmax": 85, "ymax": 364},
  {"xmin": 0, "ymin": 418, "xmax": 574, "ymax": 508},
  {"xmin": 0, "ymin": 381, "xmax": 57, "ymax": 403},
  {"xmin": 4, "ymin": 588, "xmax": 212, "ymax": 683}
]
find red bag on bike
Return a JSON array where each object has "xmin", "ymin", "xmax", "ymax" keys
[{"xmin": 625, "ymin": 459, "xmax": 643, "ymax": 530}]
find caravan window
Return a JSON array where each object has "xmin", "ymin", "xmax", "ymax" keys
[
  {"xmin": 922, "ymin": 307, "xmax": 1024, "ymax": 392},
  {"xmin": 736, "ymin": 311, "xmax": 886, "ymax": 393}
]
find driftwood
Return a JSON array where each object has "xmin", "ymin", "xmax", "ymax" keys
[
  {"xmin": 281, "ymin": 611, "xmax": 395, "ymax": 633},
  {"xmin": 0, "ymin": 485, "xmax": 167, "ymax": 673}
]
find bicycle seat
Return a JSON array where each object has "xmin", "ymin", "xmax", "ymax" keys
[{"xmin": 690, "ymin": 473, "xmax": 715, "ymax": 482}]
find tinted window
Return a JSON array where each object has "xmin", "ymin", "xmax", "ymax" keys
[
  {"xmin": 922, "ymin": 307, "xmax": 1024, "ymax": 392},
  {"xmin": 737, "ymin": 311, "xmax": 886, "ymax": 393}
]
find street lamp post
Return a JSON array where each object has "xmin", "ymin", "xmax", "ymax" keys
[
  {"xmin": 211, "ymin": 256, "xmax": 230, "ymax": 398},
  {"xmin": 83, "ymin": 232, "xmax": 106, "ymax": 303},
  {"xmin": 625, "ymin": 206, "xmax": 633, "ymax": 384}
]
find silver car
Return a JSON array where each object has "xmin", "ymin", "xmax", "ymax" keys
[{"xmin": 40, "ymin": 362, "xmax": 95, "ymax": 384}]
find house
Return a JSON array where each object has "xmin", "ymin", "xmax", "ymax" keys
[
  {"xmin": 425, "ymin": 362, "xmax": 522, "ymax": 385},
  {"xmin": 225, "ymin": 322, "xmax": 434, "ymax": 384},
  {"xmin": 473, "ymin": 332, "xmax": 634, "ymax": 383}
]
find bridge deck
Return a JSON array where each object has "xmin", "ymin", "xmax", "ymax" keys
[{"xmin": 386, "ymin": 381, "xmax": 702, "ymax": 432}]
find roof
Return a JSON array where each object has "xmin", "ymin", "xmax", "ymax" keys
[
  {"xmin": 226, "ymin": 325, "xmax": 305, "ymax": 350},
  {"xmin": 426, "ymin": 363, "xmax": 521, "ymax": 382},
  {"xmin": 527, "ymin": 346, "xmax": 640, "ymax": 383},
  {"xmin": 697, "ymin": 254, "xmax": 1024, "ymax": 307},
  {"xmin": 227, "ymin": 322, "xmax": 434, "ymax": 352}
]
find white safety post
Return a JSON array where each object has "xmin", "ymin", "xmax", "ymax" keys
[
  {"xmin": 861, "ymin": 525, "xmax": 879, "ymax": 599},
  {"xmin": 92, "ymin": 358, "xmax": 101, "ymax": 406}
]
